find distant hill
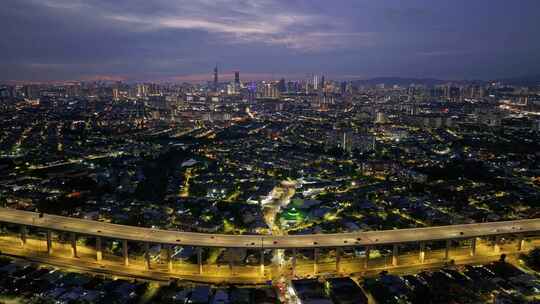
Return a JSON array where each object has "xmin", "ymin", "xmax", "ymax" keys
[
  {"xmin": 495, "ymin": 75, "xmax": 540, "ymax": 86},
  {"xmin": 351, "ymin": 75, "xmax": 540, "ymax": 87},
  {"xmin": 351, "ymin": 77, "xmax": 459, "ymax": 87}
]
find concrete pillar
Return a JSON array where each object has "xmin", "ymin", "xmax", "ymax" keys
[
  {"xmin": 470, "ymin": 238, "xmax": 477, "ymax": 257},
  {"xmin": 228, "ymin": 248, "xmax": 234, "ymax": 275},
  {"xmin": 494, "ymin": 236, "xmax": 501, "ymax": 254},
  {"xmin": 291, "ymin": 248, "xmax": 297, "ymax": 277},
  {"xmin": 260, "ymin": 249, "xmax": 265, "ymax": 277},
  {"xmin": 364, "ymin": 246, "xmax": 371, "ymax": 269},
  {"xmin": 20, "ymin": 226, "xmax": 27, "ymax": 246},
  {"xmin": 445, "ymin": 239, "xmax": 451, "ymax": 260},
  {"xmin": 197, "ymin": 247, "xmax": 203, "ymax": 275},
  {"xmin": 419, "ymin": 242, "xmax": 426, "ymax": 264},
  {"xmin": 46, "ymin": 230, "xmax": 52, "ymax": 255},
  {"xmin": 313, "ymin": 248, "xmax": 319, "ymax": 275},
  {"xmin": 122, "ymin": 240, "xmax": 129, "ymax": 266},
  {"xmin": 392, "ymin": 244, "xmax": 399, "ymax": 266},
  {"xmin": 517, "ymin": 236, "xmax": 524, "ymax": 251},
  {"xmin": 70, "ymin": 233, "xmax": 77, "ymax": 258},
  {"xmin": 336, "ymin": 248, "xmax": 342, "ymax": 273},
  {"xmin": 144, "ymin": 242, "xmax": 150, "ymax": 270},
  {"xmin": 273, "ymin": 249, "xmax": 280, "ymax": 270},
  {"xmin": 96, "ymin": 237, "xmax": 102, "ymax": 262},
  {"xmin": 166, "ymin": 245, "xmax": 173, "ymax": 272}
]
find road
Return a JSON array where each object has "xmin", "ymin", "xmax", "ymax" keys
[
  {"xmin": 0, "ymin": 233, "xmax": 537, "ymax": 284},
  {"xmin": 261, "ymin": 181, "xmax": 296, "ymax": 234},
  {"xmin": 0, "ymin": 208, "xmax": 539, "ymax": 249},
  {"xmin": 259, "ymin": 181, "xmax": 296, "ymax": 280}
]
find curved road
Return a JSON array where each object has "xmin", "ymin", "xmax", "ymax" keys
[{"xmin": 0, "ymin": 208, "xmax": 539, "ymax": 249}]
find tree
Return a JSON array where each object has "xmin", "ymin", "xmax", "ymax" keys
[{"xmin": 522, "ymin": 248, "xmax": 540, "ymax": 271}]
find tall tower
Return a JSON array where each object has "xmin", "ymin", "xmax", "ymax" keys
[
  {"xmin": 234, "ymin": 71, "xmax": 240, "ymax": 92},
  {"xmin": 342, "ymin": 131, "xmax": 352, "ymax": 153},
  {"xmin": 112, "ymin": 88, "xmax": 119, "ymax": 101},
  {"xmin": 213, "ymin": 64, "xmax": 219, "ymax": 92}
]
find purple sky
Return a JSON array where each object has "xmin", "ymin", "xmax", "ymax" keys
[{"xmin": 2, "ymin": 0, "xmax": 540, "ymax": 82}]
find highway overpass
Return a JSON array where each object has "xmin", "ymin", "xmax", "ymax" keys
[
  {"xmin": 0, "ymin": 207, "xmax": 538, "ymax": 280},
  {"xmin": 0, "ymin": 208, "xmax": 538, "ymax": 248}
]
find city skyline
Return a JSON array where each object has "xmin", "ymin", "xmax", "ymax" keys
[
  {"xmin": 2, "ymin": 0, "xmax": 540, "ymax": 82},
  {"xmin": 2, "ymin": 1, "xmax": 540, "ymax": 302}
]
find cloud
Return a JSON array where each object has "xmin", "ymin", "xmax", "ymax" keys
[
  {"xmin": 36, "ymin": 0, "xmax": 88, "ymax": 10},
  {"xmin": 107, "ymin": 14, "xmax": 295, "ymax": 35},
  {"xmin": 33, "ymin": 0, "xmax": 371, "ymax": 52},
  {"xmin": 3, "ymin": 0, "xmax": 540, "ymax": 81},
  {"xmin": 416, "ymin": 50, "xmax": 473, "ymax": 57},
  {"xmin": 234, "ymin": 31, "xmax": 375, "ymax": 52}
]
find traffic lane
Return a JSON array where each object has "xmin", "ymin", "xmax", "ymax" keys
[
  {"xmin": 0, "ymin": 208, "xmax": 264, "ymax": 248},
  {"xmin": 1, "ymin": 208, "xmax": 539, "ymax": 249}
]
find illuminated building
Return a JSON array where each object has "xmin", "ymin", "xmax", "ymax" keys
[
  {"xmin": 112, "ymin": 88, "xmax": 119, "ymax": 101},
  {"xmin": 136, "ymin": 84, "xmax": 148, "ymax": 98},
  {"xmin": 260, "ymin": 82, "xmax": 280, "ymax": 99},
  {"xmin": 234, "ymin": 71, "xmax": 240, "ymax": 90}
]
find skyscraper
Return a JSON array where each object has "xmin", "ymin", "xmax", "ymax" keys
[
  {"xmin": 261, "ymin": 82, "xmax": 280, "ymax": 99},
  {"xmin": 213, "ymin": 64, "xmax": 219, "ymax": 92},
  {"xmin": 136, "ymin": 84, "xmax": 147, "ymax": 98},
  {"xmin": 342, "ymin": 131, "xmax": 353, "ymax": 153},
  {"xmin": 340, "ymin": 81, "xmax": 347, "ymax": 94},
  {"xmin": 23, "ymin": 85, "xmax": 40, "ymax": 99},
  {"xmin": 234, "ymin": 71, "xmax": 240, "ymax": 93},
  {"xmin": 278, "ymin": 78, "xmax": 287, "ymax": 93},
  {"xmin": 112, "ymin": 88, "xmax": 119, "ymax": 101}
]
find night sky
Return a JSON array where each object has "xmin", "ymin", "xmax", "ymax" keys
[{"xmin": 2, "ymin": 0, "xmax": 540, "ymax": 82}]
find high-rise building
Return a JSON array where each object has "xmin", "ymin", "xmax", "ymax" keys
[
  {"xmin": 227, "ymin": 83, "xmax": 235, "ymax": 95},
  {"xmin": 259, "ymin": 82, "xmax": 280, "ymax": 99},
  {"xmin": 340, "ymin": 82, "xmax": 347, "ymax": 94},
  {"xmin": 136, "ymin": 84, "xmax": 148, "ymax": 98},
  {"xmin": 247, "ymin": 82, "xmax": 257, "ymax": 102},
  {"xmin": 112, "ymin": 88, "xmax": 119, "ymax": 101},
  {"xmin": 313, "ymin": 75, "xmax": 319, "ymax": 90},
  {"xmin": 287, "ymin": 81, "xmax": 297, "ymax": 93},
  {"xmin": 375, "ymin": 112, "xmax": 387, "ymax": 124},
  {"xmin": 346, "ymin": 82, "xmax": 353, "ymax": 94},
  {"xmin": 213, "ymin": 64, "xmax": 219, "ymax": 92},
  {"xmin": 65, "ymin": 84, "xmax": 81, "ymax": 97},
  {"xmin": 342, "ymin": 131, "xmax": 353, "ymax": 153},
  {"xmin": 233, "ymin": 71, "xmax": 240, "ymax": 93},
  {"xmin": 0, "ymin": 86, "xmax": 12, "ymax": 99},
  {"xmin": 278, "ymin": 78, "xmax": 287, "ymax": 93},
  {"xmin": 23, "ymin": 85, "xmax": 40, "ymax": 99}
]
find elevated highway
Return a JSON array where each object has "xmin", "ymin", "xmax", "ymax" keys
[
  {"xmin": 0, "ymin": 208, "xmax": 538, "ymax": 249},
  {"xmin": 0, "ymin": 207, "xmax": 539, "ymax": 283}
]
